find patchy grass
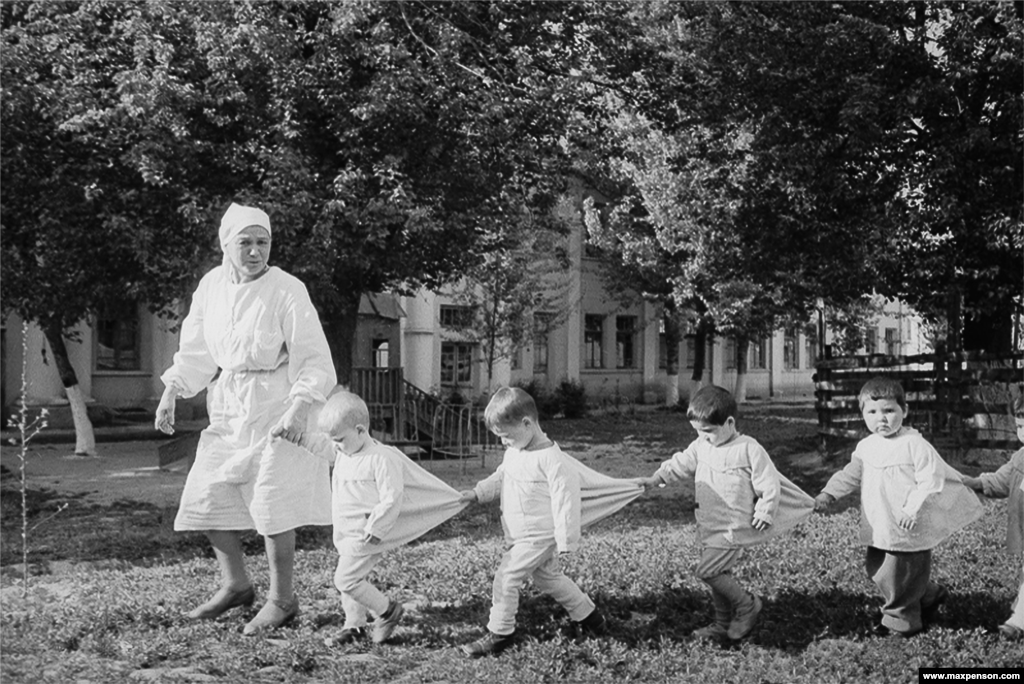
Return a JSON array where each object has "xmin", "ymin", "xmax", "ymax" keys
[{"xmin": 2, "ymin": 410, "xmax": 1020, "ymax": 682}]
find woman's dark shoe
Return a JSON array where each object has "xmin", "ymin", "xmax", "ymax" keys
[
  {"xmin": 186, "ymin": 585, "xmax": 256, "ymax": 620},
  {"xmin": 243, "ymin": 597, "xmax": 300, "ymax": 636}
]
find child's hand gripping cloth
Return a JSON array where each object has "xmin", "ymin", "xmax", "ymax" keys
[{"xmin": 304, "ymin": 434, "xmax": 469, "ymax": 555}]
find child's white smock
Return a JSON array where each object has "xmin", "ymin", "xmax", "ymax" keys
[
  {"xmin": 474, "ymin": 443, "xmax": 642, "ymax": 553},
  {"xmin": 822, "ymin": 428, "xmax": 983, "ymax": 552},
  {"xmin": 303, "ymin": 434, "xmax": 467, "ymax": 556},
  {"xmin": 163, "ymin": 265, "xmax": 336, "ymax": 536},
  {"xmin": 654, "ymin": 434, "xmax": 814, "ymax": 548},
  {"xmin": 976, "ymin": 447, "xmax": 1024, "ymax": 555}
]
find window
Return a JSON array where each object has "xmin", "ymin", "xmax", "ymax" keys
[
  {"xmin": 884, "ymin": 327, "xmax": 898, "ymax": 356},
  {"xmin": 864, "ymin": 327, "xmax": 878, "ymax": 354},
  {"xmin": 439, "ymin": 305, "xmax": 475, "ymax": 329},
  {"xmin": 804, "ymin": 325, "xmax": 818, "ymax": 368},
  {"xmin": 533, "ymin": 313, "xmax": 552, "ymax": 372},
  {"xmin": 685, "ymin": 336, "xmax": 696, "ymax": 369},
  {"xmin": 725, "ymin": 338, "xmax": 737, "ymax": 370},
  {"xmin": 440, "ymin": 342, "xmax": 474, "ymax": 386},
  {"xmin": 511, "ymin": 348, "xmax": 521, "ymax": 371},
  {"xmin": 373, "ymin": 339, "xmax": 389, "ymax": 368},
  {"xmin": 584, "ymin": 314, "xmax": 604, "ymax": 369},
  {"xmin": 749, "ymin": 337, "xmax": 768, "ymax": 370},
  {"xmin": 95, "ymin": 300, "xmax": 140, "ymax": 371},
  {"xmin": 783, "ymin": 328, "xmax": 799, "ymax": 370},
  {"xmin": 616, "ymin": 316, "xmax": 637, "ymax": 369}
]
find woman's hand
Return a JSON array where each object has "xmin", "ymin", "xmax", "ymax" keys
[
  {"xmin": 155, "ymin": 387, "xmax": 179, "ymax": 434},
  {"xmin": 272, "ymin": 398, "xmax": 311, "ymax": 445}
]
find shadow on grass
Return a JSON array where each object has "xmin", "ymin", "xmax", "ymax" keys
[{"xmin": 409, "ymin": 583, "xmax": 1012, "ymax": 655}]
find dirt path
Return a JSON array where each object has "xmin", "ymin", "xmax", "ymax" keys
[{"xmin": 0, "ymin": 439, "xmax": 186, "ymax": 508}]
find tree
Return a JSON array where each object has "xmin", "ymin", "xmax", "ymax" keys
[
  {"xmin": 1, "ymin": 1, "xmax": 212, "ymax": 453},
  {"xmin": 91, "ymin": 1, "xmax": 594, "ymax": 383},
  {"xmin": 453, "ymin": 199, "xmax": 573, "ymax": 392}
]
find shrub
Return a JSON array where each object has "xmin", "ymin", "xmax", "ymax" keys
[
  {"xmin": 555, "ymin": 379, "xmax": 587, "ymax": 419},
  {"xmin": 513, "ymin": 379, "xmax": 561, "ymax": 420}
]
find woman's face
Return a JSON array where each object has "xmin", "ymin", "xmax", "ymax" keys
[{"xmin": 226, "ymin": 225, "xmax": 271, "ymax": 281}]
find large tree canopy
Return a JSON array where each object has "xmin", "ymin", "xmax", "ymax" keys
[{"xmin": 574, "ymin": 0, "xmax": 1022, "ymax": 356}]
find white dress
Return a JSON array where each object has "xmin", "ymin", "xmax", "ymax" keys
[{"xmin": 162, "ymin": 265, "xmax": 336, "ymax": 536}]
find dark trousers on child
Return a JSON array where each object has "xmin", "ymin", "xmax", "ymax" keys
[{"xmin": 865, "ymin": 546, "xmax": 944, "ymax": 634}]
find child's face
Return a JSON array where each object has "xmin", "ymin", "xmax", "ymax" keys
[
  {"xmin": 1016, "ymin": 417, "xmax": 1024, "ymax": 445},
  {"xmin": 861, "ymin": 397, "xmax": 906, "ymax": 437},
  {"xmin": 491, "ymin": 418, "xmax": 536, "ymax": 450},
  {"xmin": 690, "ymin": 417, "xmax": 737, "ymax": 446},
  {"xmin": 331, "ymin": 423, "xmax": 369, "ymax": 456}
]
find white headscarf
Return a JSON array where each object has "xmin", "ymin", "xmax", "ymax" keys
[{"xmin": 219, "ymin": 203, "xmax": 271, "ymax": 252}]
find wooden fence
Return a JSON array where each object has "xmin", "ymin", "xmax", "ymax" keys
[{"xmin": 814, "ymin": 350, "xmax": 1023, "ymax": 457}]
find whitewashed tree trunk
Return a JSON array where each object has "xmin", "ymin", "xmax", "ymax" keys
[
  {"xmin": 734, "ymin": 372, "xmax": 749, "ymax": 403},
  {"xmin": 66, "ymin": 385, "xmax": 97, "ymax": 456},
  {"xmin": 665, "ymin": 372, "xmax": 680, "ymax": 407}
]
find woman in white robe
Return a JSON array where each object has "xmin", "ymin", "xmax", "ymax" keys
[{"xmin": 155, "ymin": 203, "xmax": 336, "ymax": 635}]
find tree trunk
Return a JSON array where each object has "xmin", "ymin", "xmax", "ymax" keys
[
  {"xmin": 663, "ymin": 311, "xmax": 682, "ymax": 407},
  {"xmin": 733, "ymin": 334, "xmax": 750, "ymax": 403},
  {"xmin": 41, "ymin": 319, "xmax": 96, "ymax": 456},
  {"xmin": 322, "ymin": 291, "xmax": 362, "ymax": 388}
]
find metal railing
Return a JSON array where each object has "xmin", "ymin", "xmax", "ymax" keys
[{"xmin": 350, "ymin": 368, "xmax": 502, "ymax": 467}]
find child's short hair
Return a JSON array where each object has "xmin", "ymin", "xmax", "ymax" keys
[
  {"xmin": 686, "ymin": 385, "xmax": 737, "ymax": 425},
  {"xmin": 858, "ymin": 377, "xmax": 906, "ymax": 411},
  {"xmin": 1011, "ymin": 392, "xmax": 1024, "ymax": 418},
  {"xmin": 484, "ymin": 387, "xmax": 539, "ymax": 429},
  {"xmin": 318, "ymin": 389, "xmax": 370, "ymax": 435}
]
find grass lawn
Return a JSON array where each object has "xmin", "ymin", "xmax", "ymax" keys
[{"xmin": 2, "ymin": 407, "xmax": 1021, "ymax": 682}]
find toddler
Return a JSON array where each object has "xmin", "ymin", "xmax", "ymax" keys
[
  {"xmin": 815, "ymin": 377, "xmax": 984, "ymax": 637},
  {"xmin": 302, "ymin": 390, "xmax": 466, "ymax": 645},
  {"xmin": 459, "ymin": 387, "xmax": 616, "ymax": 657},
  {"xmin": 638, "ymin": 385, "xmax": 815, "ymax": 642},
  {"xmin": 962, "ymin": 394, "xmax": 1024, "ymax": 640}
]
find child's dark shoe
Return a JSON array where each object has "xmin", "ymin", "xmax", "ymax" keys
[
  {"xmin": 325, "ymin": 626, "xmax": 367, "ymax": 647},
  {"xmin": 921, "ymin": 585, "xmax": 949, "ymax": 623},
  {"xmin": 574, "ymin": 608, "xmax": 608, "ymax": 639},
  {"xmin": 371, "ymin": 600, "xmax": 404, "ymax": 644},
  {"xmin": 727, "ymin": 594, "xmax": 762, "ymax": 640},
  {"xmin": 692, "ymin": 622, "xmax": 730, "ymax": 642},
  {"xmin": 461, "ymin": 630, "xmax": 516, "ymax": 658}
]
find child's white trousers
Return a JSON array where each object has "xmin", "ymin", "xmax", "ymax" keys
[
  {"xmin": 488, "ymin": 541, "xmax": 595, "ymax": 636},
  {"xmin": 334, "ymin": 551, "xmax": 390, "ymax": 629}
]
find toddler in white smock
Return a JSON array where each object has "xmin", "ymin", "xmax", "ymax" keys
[
  {"xmin": 301, "ymin": 390, "xmax": 467, "ymax": 645},
  {"xmin": 815, "ymin": 377, "xmax": 983, "ymax": 637},
  {"xmin": 459, "ymin": 387, "xmax": 642, "ymax": 657},
  {"xmin": 963, "ymin": 394, "xmax": 1024, "ymax": 640},
  {"xmin": 638, "ymin": 385, "xmax": 815, "ymax": 643}
]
